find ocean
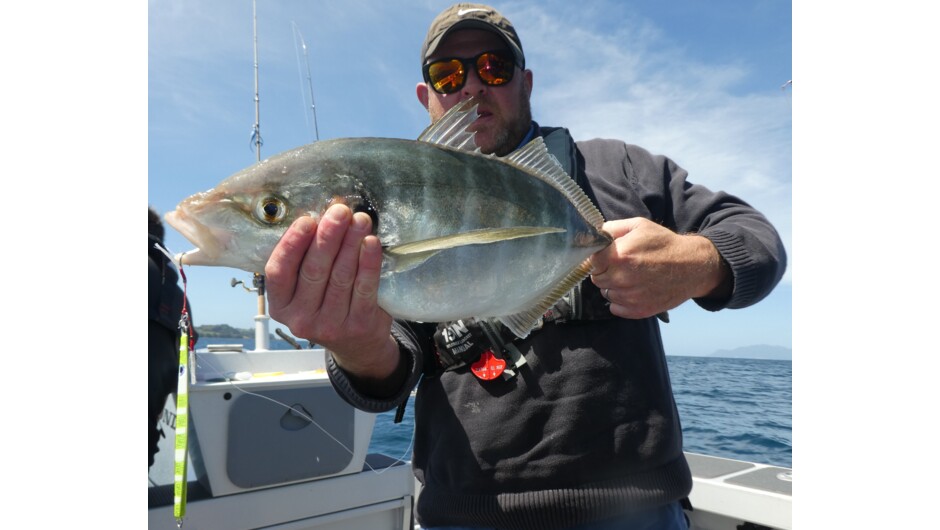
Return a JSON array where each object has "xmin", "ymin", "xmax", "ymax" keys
[{"xmin": 204, "ymin": 338, "xmax": 792, "ymax": 469}]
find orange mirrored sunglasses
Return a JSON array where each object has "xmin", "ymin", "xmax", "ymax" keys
[{"xmin": 423, "ymin": 50, "xmax": 517, "ymax": 95}]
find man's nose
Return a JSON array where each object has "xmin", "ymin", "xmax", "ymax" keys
[{"xmin": 461, "ymin": 68, "xmax": 488, "ymax": 96}]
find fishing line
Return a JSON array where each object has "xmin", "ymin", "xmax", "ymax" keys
[
  {"xmin": 192, "ymin": 350, "xmax": 419, "ymax": 475},
  {"xmin": 153, "ymin": 241, "xmax": 417, "ymax": 478},
  {"xmin": 153, "ymin": 242, "xmax": 185, "ymax": 271}
]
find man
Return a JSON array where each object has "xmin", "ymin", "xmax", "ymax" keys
[{"xmin": 265, "ymin": 3, "xmax": 786, "ymax": 529}]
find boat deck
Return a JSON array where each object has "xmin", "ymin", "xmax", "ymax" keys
[{"xmin": 685, "ymin": 452, "xmax": 792, "ymax": 529}]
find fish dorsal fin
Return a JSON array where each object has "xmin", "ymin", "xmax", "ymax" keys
[
  {"xmin": 417, "ymin": 97, "xmax": 604, "ymax": 231},
  {"xmin": 417, "ymin": 97, "xmax": 481, "ymax": 152},
  {"xmin": 503, "ymin": 137, "xmax": 606, "ymax": 229},
  {"xmin": 498, "ymin": 257, "xmax": 595, "ymax": 338},
  {"xmin": 384, "ymin": 226, "xmax": 565, "ymax": 273},
  {"xmin": 420, "ymin": 102, "xmax": 606, "ymax": 230}
]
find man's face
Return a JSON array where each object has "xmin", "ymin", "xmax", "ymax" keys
[{"xmin": 418, "ymin": 29, "xmax": 533, "ymax": 156}]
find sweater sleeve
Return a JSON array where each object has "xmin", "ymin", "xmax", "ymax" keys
[
  {"xmin": 622, "ymin": 143, "xmax": 787, "ymax": 311},
  {"xmin": 326, "ymin": 320, "xmax": 432, "ymax": 413}
]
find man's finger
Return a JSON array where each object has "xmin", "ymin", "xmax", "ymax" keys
[
  {"xmin": 317, "ymin": 209, "xmax": 373, "ymax": 327},
  {"xmin": 350, "ymin": 234, "xmax": 384, "ymax": 315},
  {"xmin": 265, "ymin": 216, "xmax": 318, "ymax": 312}
]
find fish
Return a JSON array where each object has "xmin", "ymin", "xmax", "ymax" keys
[{"xmin": 165, "ymin": 97, "xmax": 613, "ymax": 338}]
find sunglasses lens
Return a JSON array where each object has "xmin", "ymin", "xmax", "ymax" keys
[
  {"xmin": 477, "ymin": 52, "xmax": 514, "ymax": 86},
  {"xmin": 428, "ymin": 59, "xmax": 466, "ymax": 94}
]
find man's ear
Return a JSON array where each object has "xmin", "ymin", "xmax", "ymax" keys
[{"xmin": 416, "ymin": 82, "xmax": 430, "ymax": 110}]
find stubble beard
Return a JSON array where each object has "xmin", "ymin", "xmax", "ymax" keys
[
  {"xmin": 488, "ymin": 90, "xmax": 533, "ymax": 157},
  {"xmin": 431, "ymin": 89, "xmax": 533, "ymax": 157}
]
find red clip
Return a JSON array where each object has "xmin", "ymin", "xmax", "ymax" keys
[{"xmin": 471, "ymin": 350, "xmax": 506, "ymax": 380}]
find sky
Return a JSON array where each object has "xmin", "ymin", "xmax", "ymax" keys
[{"xmin": 147, "ymin": 0, "xmax": 793, "ymax": 357}]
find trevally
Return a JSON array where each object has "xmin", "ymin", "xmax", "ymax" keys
[{"xmin": 165, "ymin": 97, "xmax": 612, "ymax": 337}]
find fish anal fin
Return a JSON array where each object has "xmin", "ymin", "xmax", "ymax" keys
[{"xmin": 499, "ymin": 258, "xmax": 595, "ymax": 339}]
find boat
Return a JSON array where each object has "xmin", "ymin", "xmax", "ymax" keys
[{"xmin": 147, "ymin": 340, "xmax": 792, "ymax": 530}]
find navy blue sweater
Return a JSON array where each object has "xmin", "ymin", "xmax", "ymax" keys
[{"xmin": 328, "ymin": 125, "xmax": 787, "ymax": 529}]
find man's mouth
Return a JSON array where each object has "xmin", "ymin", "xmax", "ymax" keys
[{"xmin": 473, "ymin": 108, "xmax": 495, "ymax": 125}]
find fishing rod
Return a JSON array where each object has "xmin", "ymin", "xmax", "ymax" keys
[
  {"xmin": 292, "ymin": 21, "xmax": 320, "ymax": 142},
  {"xmin": 250, "ymin": 0, "xmax": 270, "ymax": 352},
  {"xmin": 251, "ymin": 0, "xmax": 263, "ymax": 161}
]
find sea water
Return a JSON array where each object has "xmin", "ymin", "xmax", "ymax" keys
[
  {"xmin": 204, "ymin": 339, "xmax": 792, "ymax": 468},
  {"xmin": 666, "ymin": 356, "xmax": 791, "ymax": 467}
]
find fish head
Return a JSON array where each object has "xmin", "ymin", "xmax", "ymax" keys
[
  {"xmin": 164, "ymin": 148, "xmax": 341, "ymax": 273},
  {"xmin": 165, "ymin": 180, "xmax": 298, "ymax": 273}
]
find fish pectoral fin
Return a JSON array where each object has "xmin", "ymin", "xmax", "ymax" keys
[
  {"xmin": 382, "ymin": 247, "xmax": 442, "ymax": 275},
  {"xmin": 389, "ymin": 226, "xmax": 565, "ymax": 255},
  {"xmin": 383, "ymin": 227, "xmax": 565, "ymax": 273}
]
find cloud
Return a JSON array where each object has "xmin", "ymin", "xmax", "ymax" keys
[{"xmin": 512, "ymin": 0, "xmax": 792, "ymax": 281}]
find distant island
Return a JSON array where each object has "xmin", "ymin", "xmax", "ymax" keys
[
  {"xmin": 196, "ymin": 324, "xmax": 269, "ymax": 340},
  {"xmin": 194, "ymin": 324, "xmax": 310, "ymax": 348},
  {"xmin": 707, "ymin": 344, "xmax": 791, "ymax": 361}
]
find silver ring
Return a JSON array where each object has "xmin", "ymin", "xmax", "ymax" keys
[{"xmin": 604, "ymin": 288, "xmax": 610, "ymax": 301}]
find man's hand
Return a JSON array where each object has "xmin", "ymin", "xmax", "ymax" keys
[
  {"xmin": 265, "ymin": 204, "xmax": 400, "ymax": 382},
  {"xmin": 589, "ymin": 218, "xmax": 731, "ymax": 319}
]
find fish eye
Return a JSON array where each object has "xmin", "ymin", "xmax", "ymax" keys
[{"xmin": 255, "ymin": 196, "xmax": 287, "ymax": 224}]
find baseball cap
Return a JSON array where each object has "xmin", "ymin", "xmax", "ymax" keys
[{"xmin": 420, "ymin": 3, "xmax": 525, "ymax": 68}]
